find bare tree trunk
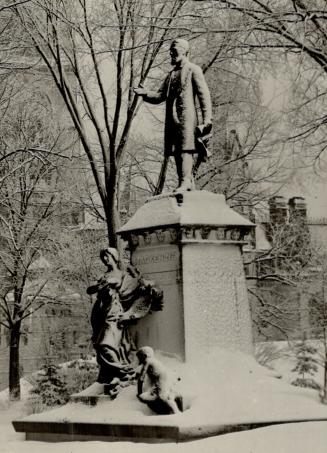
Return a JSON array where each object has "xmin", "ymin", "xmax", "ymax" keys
[
  {"xmin": 105, "ymin": 169, "xmax": 119, "ymax": 248},
  {"xmin": 320, "ymin": 275, "xmax": 327, "ymax": 403},
  {"xmin": 9, "ymin": 323, "xmax": 21, "ymax": 401},
  {"xmin": 105, "ymin": 205, "xmax": 118, "ymax": 248}
]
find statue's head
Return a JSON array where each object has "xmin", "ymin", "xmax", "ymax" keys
[
  {"xmin": 137, "ymin": 346, "xmax": 154, "ymax": 363},
  {"xmin": 100, "ymin": 247, "xmax": 119, "ymax": 270},
  {"xmin": 170, "ymin": 38, "xmax": 189, "ymax": 66}
]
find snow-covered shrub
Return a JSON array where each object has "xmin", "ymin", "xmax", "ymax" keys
[
  {"xmin": 29, "ymin": 359, "xmax": 98, "ymax": 413},
  {"xmin": 30, "ymin": 363, "xmax": 69, "ymax": 412},
  {"xmin": 291, "ymin": 340, "xmax": 320, "ymax": 390},
  {"xmin": 64, "ymin": 359, "xmax": 98, "ymax": 395},
  {"xmin": 255, "ymin": 342, "xmax": 288, "ymax": 369}
]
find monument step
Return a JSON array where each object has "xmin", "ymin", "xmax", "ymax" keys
[
  {"xmin": 13, "ymin": 350, "xmax": 327, "ymax": 443},
  {"xmin": 13, "ymin": 415, "xmax": 327, "ymax": 443}
]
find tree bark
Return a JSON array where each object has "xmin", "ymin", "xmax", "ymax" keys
[
  {"xmin": 105, "ymin": 203, "xmax": 118, "ymax": 248},
  {"xmin": 104, "ymin": 174, "xmax": 119, "ymax": 248},
  {"xmin": 9, "ymin": 323, "xmax": 21, "ymax": 401}
]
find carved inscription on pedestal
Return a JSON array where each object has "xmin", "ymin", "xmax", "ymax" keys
[
  {"xmin": 132, "ymin": 245, "xmax": 179, "ymax": 275},
  {"xmin": 131, "ymin": 244, "xmax": 184, "ymax": 356}
]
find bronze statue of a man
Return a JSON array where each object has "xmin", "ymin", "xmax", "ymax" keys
[{"xmin": 134, "ymin": 38, "xmax": 212, "ymax": 192}]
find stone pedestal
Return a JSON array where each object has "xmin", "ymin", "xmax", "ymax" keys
[{"xmin": 118, "ymin": 190, "xmax": 255, "ymax": 360}]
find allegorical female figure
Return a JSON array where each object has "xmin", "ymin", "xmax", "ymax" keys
[{"xmin": 87, "ymin": 248, "xmax": 163, "ymax": 392}]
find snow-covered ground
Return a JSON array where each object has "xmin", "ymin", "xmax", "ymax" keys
[{"xmin": 1, "ymin": 344, "xmax": 327, "ymax": 453}]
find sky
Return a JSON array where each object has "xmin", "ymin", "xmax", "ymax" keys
[{"xmin": 261, "ymin": 74, "xmax": 327, "ymax": 219}]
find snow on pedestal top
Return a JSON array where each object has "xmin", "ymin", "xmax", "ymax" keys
[{"xmin": 118, "ymin": 190, "xmax": 254, "ymax": 235}]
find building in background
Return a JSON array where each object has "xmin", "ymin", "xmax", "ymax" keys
[{"xmin": 248, "ymin": 195, "xmax": 327, "ymax": 341}]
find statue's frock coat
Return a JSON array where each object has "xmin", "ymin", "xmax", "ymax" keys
[{"xmin": 144, "ymin": 61, "xmax": 212, "ymax": 155}]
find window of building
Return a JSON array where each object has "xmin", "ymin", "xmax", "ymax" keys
[{"xmin": 72, "ymin": 330, "xmax": 77, "ymax": 345}]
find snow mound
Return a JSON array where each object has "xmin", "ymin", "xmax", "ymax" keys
[
  {"xmin": 2, "ymin": 346, "xmax": 327, "ymax": 452},
  {"xmin": 0, "ymin": 379, "xmax": 33, "ymax": 410},
  {"xmin": 19, "ymin": 346, "xmax": 327, "ymax": 427}
]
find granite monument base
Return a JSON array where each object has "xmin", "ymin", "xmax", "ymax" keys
[
  {"xmin": 118, "ymin": 191, "xmax": 255, "ymax": 360},
  {"xmin": 13, "ymin": 354, "xmax": 327, "ymax": 443},
  {"xmin": 15, "ymin": 418, "xmax": 327, "ymax": 443}
]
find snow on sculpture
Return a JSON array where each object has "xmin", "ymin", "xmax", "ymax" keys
[
  {"xmin": 86, "ymin": 248, "xmax": 163, "ymax": 397},
  {"xmin": 136, "ymin": 346, "xmax": 183, "ymax": 414},
  {"xmin": 134, "ymin": 38, "xmax": 212, "ymax": 193}
]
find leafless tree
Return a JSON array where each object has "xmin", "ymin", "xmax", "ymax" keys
[
  {"xmin": 203, "ymin": 1, "xmax": 327, "ymax": 172},
  {"xmin": 13, "ymin": 0, "xmax": 199, "ymax": 246},
  {"xmin": 0, "ymin": 94, "xmax": 73, "ymax": 400},
  {"xmin": 248, "ymin": 209, "xmax": 316, "ymax": 341},
  {"xmin": 13, "ymin": 0, "xmax": 289, "ymax": 242}
]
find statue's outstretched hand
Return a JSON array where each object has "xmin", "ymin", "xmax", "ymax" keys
[{"xmin": 134, "ymin": 86, "xmax": 147, "ymax": 97}]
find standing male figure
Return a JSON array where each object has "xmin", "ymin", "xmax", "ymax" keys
[{"xmin": 134, "ymin": 38, "xmax": 212, "ymax": 192}]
